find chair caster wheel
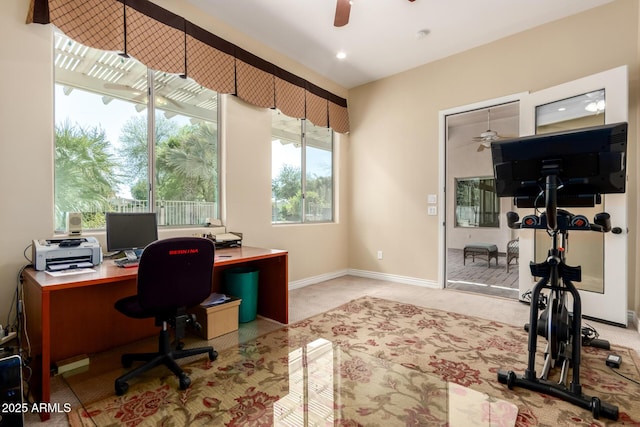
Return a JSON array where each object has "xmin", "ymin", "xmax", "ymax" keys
[
  {"xmin": 115, "ymin": 380, "xmax": 129, "ymax": 396},
  {"xmin": 176, "ymin": 341, "xmax": 185, "ymax": 351},
  {"xmin": 209, "ymin": 350, "xmax": 218, "ymax": 361},
  {"xmin": 121, "ymin": 355, "xmax": 133, "ymax": 368},
  {"xmin": 179, "ymin": 373, "xmax": 191, "ymax": 390}
]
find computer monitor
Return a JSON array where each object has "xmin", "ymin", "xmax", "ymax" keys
[
  {"xmin": 105, "ymin": 212, "xmax": 158, "ymax": 258},
  {"xmin": 491, "ymin": 122, "xmax": 627, "ymax": 208}
]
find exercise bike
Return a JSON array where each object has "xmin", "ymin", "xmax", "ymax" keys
[
  {"xmin": 496, "ymin": 168, "xmax": 619, "ymax": 421},
  {"xmin": 490, "ymin": 122, "xmax": 627, "ymax": 420}
]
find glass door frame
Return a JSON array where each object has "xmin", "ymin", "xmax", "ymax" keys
[{"xmin": 518, "ymin": 65, "xmax": 629, "ymax": 326}]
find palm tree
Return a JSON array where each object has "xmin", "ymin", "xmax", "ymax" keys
[
  {"xmin": 54, "ymin": 120, "xmax": 121, "ymax": 229},
  {"xmin": 272, "ymin": 164, "xmax": 302, "ymax": 221},
  {"xmin": 158, "ymin": 122, "xmax": 218, "ymax": 202},
  {"xmin": 119, "ymin": 115, "xmax": 179, "ymax": 197}
]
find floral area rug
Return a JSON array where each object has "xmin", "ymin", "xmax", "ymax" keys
[{"xmin": 68, "ymin": 296, "xmax": 640, "ymax": 426}]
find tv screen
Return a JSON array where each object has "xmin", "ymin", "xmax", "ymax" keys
[
  {"xmin": 105, "ymin": 212, "xmax": 159, "ymax": 253},
  {"xmin": 491, "ymin": 122, "xmax": 627, "ymax": 208}
]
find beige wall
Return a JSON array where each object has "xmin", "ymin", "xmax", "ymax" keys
[
  {"xmin": 1, "ymin": 0, "xmax": 638, "ymax": 327},
  {"xmin": 0, "ymin": 0, "xmax": 349, "ymax": 325},
  {"xmin": 348, "ymin": 0, "xmax": 639, "ymax": 312},
  {"xmin": 222, "ymin": 95, "xmax": 350, "ymax": 283},
  {"xmin": 635, "ymin": 1, "xmax": 640, "ymax": 319}
]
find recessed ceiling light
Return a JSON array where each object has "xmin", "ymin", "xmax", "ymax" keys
[{"xmin": 336, "ymin": 51, "xmax": 347, "ymax": 60}]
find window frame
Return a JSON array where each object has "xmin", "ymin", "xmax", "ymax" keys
[
  {"xmin": 53, "ymin": 32, "xmax": 221, "ymax": 232},
  {"xmin": 454, "ymin": 176, "xmax": 500, "ymax": 228},
  {"xmin": 271, "ymin": 110, "xmax": 335, "ymax": 224}
]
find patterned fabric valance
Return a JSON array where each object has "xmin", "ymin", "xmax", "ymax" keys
[{"xmin": 27, "ymin": 0, "xmax": 350, "ymax": 134}]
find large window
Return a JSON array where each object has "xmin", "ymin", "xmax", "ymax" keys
[
  {"xmin": 455, "ymin": 177, "xmax": 499, "ymax": 228},
  {"xmin": 53, "ymin": 32, "xmax": 219, "ymax": 232},
  {"xmin": 271, "ymin": 110, "xmax": 333, "ymax": 223}
]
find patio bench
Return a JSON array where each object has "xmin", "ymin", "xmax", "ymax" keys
[{"xmin": 463, "ymin": 243, "xmax": 498, "ymax": 268}]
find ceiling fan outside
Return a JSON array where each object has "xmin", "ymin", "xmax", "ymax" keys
[
  {"xmin": 472, "ymin": 108, "xmax": 514, "ymax": 151},
  {"xmin": 104, "ymin": 82, "xmax": 183, "ymax": 110},
  {"xmin": 334, "ymin": 0, "xmax": 416, "ymax": 27}
]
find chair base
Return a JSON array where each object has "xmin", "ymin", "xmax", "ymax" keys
[{"xmin": 114, "ymin": 328, "xmax": 218, "ymax": 395}]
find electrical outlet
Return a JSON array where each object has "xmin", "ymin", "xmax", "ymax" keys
[
  {"xmin": 0, "ymin": 331, "xmax": 17, "ymax": 346},
  {"xmin": 377, "ymin": 251, "xmax": 383, "ymax": 260}
]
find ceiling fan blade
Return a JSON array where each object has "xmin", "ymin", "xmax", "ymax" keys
[
  {"xmin": 161, "ymin": 95, "xmax": 183, "ymax": 109},
  {"xmin": 104, "ymin": 82, "xmax": 135, "ymax": 91},
  {"xmin": 104, "ymin": 82, "xmax": 182, "ymax": 109},
  {"xmin": 334, "ymin": 0, "xmax": 351, "ymax": 27}
]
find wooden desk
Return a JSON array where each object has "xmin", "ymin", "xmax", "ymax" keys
[{"xmin": 22, "ymin": 246, "xmax": 288, "ymax": 420}]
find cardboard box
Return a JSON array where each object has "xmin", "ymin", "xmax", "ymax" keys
[{"xmin": 193, "ymin": 297, "xmax": 241, "ymax": 340}]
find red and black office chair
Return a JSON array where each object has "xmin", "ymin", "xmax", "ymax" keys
[{"xmin": 114, "ymin": 237, "xmax": 218, "ymax": 395}]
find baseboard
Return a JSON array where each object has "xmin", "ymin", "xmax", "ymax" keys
[
  {"xmin": 346, "ymin": 269, "xmax": 439, "ymax": 288},
  {"xmin": 288, "ymin": 269, "xmax": 439, "ymax": 290},
  {"xmin": 288, "ymin": 269, "xmax": 349, "ymax": 290}
]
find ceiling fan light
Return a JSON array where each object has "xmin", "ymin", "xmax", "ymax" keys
[
  {"xmin": 480, "ymin": 130, "xmax": 497, "ymax": 138},
  {"xmin": 585, "ymin": 100, "xmax": 605, "ymax": 113}
]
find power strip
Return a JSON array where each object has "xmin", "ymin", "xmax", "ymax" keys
[{"xmin": 0, "ymin": 331, "xmax": 17, "ymax": 346}]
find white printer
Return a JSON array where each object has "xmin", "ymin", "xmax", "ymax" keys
[{"xmin": 32, "ymin": 237, "xmax": 102, "ymax": 271}]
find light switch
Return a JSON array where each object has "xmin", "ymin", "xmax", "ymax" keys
[
  {"xmin": 428, "ymin": 206, "xmax": 437, "ymax": 216},
  {"xmin": 427, "ymin": 194, "xmax": 437, "ymax": 204}
]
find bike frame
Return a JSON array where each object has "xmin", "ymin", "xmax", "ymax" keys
[{"xmin": 497, "ymin": 170, "xmax": 618, "ymax": 420}]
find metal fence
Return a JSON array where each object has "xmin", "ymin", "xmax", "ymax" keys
[{"xmin": 109, "ymin": 199, "xmax": 217, "ymax": 226}]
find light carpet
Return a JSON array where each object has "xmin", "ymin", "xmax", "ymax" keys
[{"xmin": 68, "ymin": 296, "xmax": 640, "ymax": 426}]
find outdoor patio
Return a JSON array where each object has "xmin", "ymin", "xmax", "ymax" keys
[{"xmin": 446, "ymin": 248, "xmax": 520, "ymax": 299}]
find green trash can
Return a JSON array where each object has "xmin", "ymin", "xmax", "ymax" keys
[{"xmin": 224, "ymin": 267, "xmax": 259, "ymax": 323}]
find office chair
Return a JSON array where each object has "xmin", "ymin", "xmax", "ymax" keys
[{"xmin": 114, "ymin": 237, "xmax": 218, "ymax": 396}]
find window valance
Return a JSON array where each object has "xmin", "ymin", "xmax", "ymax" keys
[{"xmin": 27, "ymin": 0, "xmax": 350, "ymax": 134}]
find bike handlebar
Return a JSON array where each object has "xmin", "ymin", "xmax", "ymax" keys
[{"xmin": 506, "ymin": 210, "xmax": 611, "ymax": 233}]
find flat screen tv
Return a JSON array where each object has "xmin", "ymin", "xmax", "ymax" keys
[
  {"xmin": 491, "ymin": 122, "xmax": 627, "ymax": 208},
  {"xmin": 105, "ymin": 212, "xmax": 159, "ymax": 256}
]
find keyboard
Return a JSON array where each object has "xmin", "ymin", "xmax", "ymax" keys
[{"xmin": 114, "ymin": 258, "xmax": 139, "ymax": 268}]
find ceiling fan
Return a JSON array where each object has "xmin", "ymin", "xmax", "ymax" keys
[
  {"xmin": 472, "ymin": 108, "xmax": 515, "ymax": 152},
  {"xmin": 104, "ymin": 83, "xmax": 183, "ymax": 109},
  {"xmin": 334, "ymin": 0, "xmax": 416, "ymax": 27}
]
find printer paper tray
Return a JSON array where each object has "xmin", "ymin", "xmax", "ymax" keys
[{"xmin": 47, "ymin": 261, "xmax": 94, "ymax": 271}]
